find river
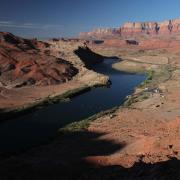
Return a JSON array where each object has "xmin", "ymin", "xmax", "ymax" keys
[{"xmin": 0, "ymin": 59, "xmax": 146, "ymax": 154}]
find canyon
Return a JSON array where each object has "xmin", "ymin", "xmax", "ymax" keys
[
  {"xmin": 0, "ymin": 32, "xmax": 108, "ymax": 113},
  {"xmin": 2, "ymin": 18, "xmax": 180, "ymax": 180}
]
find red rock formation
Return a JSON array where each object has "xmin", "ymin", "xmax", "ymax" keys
[
  {"xmin": 79, "ymin": 18, "xmax": 180, "ymax": 39},
  {"xmin": 0, "ymin": 32, "xmax": 78, "ymax": 88},
  {"xmin": 79, "ymin": 28, "xmax": 121, "ymax": 39},
  {"xmin": 121, "ymin": 19, "xmax": 180, "ymax": 37}
]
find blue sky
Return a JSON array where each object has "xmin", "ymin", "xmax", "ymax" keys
[{"xmin": 0, "ymin": 0, "xmax": 180, "ymax": 38}]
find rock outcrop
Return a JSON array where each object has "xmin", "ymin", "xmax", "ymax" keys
[
  {"xmin": 79, "ymin": 28, "xmax": 121, "ymax": 39},
  {"xmin": 0, "ymin": 32, "xmax": 78, "ymax": 88},
  {"xmin": 80, "ymin": 18, "xmax": 180, "ymax": 39}
]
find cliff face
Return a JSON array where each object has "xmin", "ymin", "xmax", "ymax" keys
[
  {"xmin": 121, "ymin": 19, "xmax": 180, "ymax": 36},
  {"xmin": 79, "ymin": 28, "xmax": 121, "ymax": 39},
  {"xmin": 79, "ymin": 18, "xmax": 180, "ymax": 39}
]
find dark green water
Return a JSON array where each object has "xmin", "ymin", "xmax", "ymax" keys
[{"xmin": 0, "ymin": 59, "xmax": 146, "ymax": 154}]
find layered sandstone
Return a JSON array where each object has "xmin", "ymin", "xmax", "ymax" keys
[
  {"xmin": 79, "ymin": 28, "xmax": 121, "ymax": 39},
  {"xmin": 80, "ymin": 18, "xmax": 180, "ymax": 39}
]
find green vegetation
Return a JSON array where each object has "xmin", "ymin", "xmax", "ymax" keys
[
  {"xmin": 139, "ymin": 65, "xmax": 172, "ymax": 89},
  {"xmin": 138, "ymin": 70, "xmax": 155, "ymax": 88},
  {"xmin": 123, "ymin": 96, "xmax": 138, "ymax": 107},
  {"xmin": 141, "ymin": 94, "xmax": 150, "ymax": 100},
  {"xmin": 124, "ymin": 65, "xmax": 173, "ymax": 107},
  {"xmin": 0, "ymin": 86, "xmax": 91, "ymax": 120},
  {"xmin": 59, "ymin": 107, "xmax": 118, "ymax": 133},
  {"xmin": 123, "ymin": 92, "xmax": 151, "ymax": 107}
]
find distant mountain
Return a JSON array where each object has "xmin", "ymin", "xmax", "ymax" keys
[{"xmin": 79, "ymin": 18, "xmax": 180, "ymax": 39}]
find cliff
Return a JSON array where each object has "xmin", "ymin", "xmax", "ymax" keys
[
  {"xmin": 79, "ymin": 18, "xmax": 180, "ymax": 39},
  {"xmin": 79, "ymin": 28, "xmax": 121, "ymax": 39}
]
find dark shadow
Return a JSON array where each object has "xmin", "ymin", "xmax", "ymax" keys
[
  {"xmin": 0, "ymin": 130, "xmax": 180, "ymax": 180},
  {"xmin": 126, "ymin": 39, "xmax": 139, "ymax": 45},
  {"xmin": 73, "ymin": 44, "xmax": 123, "ymax": 76},
  {"xmin": 91, "ymin": 58, "xmax": 137, "ymax": 76},
  {"xmin": 93, "ymin": 40, "xmax": 104, "ymax": 45},
  {"xmin": 74, "ymin": 46, "xmax": 104, "ymax": 68},
  {"xmin": 74, "ymin": 46, "xmax": 119, "ymax": 68},
  {"xmin": 0, "ymin": 131, "xmax": 124, "ymax": 180},
  {"xmin": 79, "ymin": 157, "xmax": 180, "ymax": 180}
]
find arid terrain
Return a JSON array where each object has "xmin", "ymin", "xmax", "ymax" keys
[
  {"xmin": 0, "ymin": 32, "xmax": 108, "ymax": 115},
  {"xmin": 2, "ymin": 18, "xmax": 180, "ymax": 179}
]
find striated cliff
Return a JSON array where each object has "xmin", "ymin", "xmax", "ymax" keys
[
  {"xmin": 80, "ymin": 18, "xmax": 180, "ymax": 39},
  {"xmin": 79, "ymin": 28, "xmax": 121, "ymax": 39}
]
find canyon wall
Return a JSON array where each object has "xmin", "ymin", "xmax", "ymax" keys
[
  {"xmin": 79, "ymin": 28, "xmax": 121, "ymax": 39},
  {"xmin": 80, "ymin": 18, "xmax": 180, "ymax": 39}
]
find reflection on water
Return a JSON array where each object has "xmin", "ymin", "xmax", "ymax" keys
[{"xmin": 0, "ymin": 59, "xmax": 146, "ymax": 153}]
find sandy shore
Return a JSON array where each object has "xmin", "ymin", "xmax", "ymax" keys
[{"xmin": 0, "ymin": 70, "xmax": 108, "ymax": 112}]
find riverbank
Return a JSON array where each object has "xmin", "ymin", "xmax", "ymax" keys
[
  {"xmin": 75, "ymin": 46, "xmax": 180, "ymax": 178},
  {"xmin": 0, "ymin": 57, "xmax": 145, "ymax": 157},
  {"xmin": 0, "ymin": 58, "xmax": 174, "ymax": 179},
  {"xmin": 60, "ymin": 59, "xmax": 172, "ymax": 132},
  {"xmin": 0, "ymin": 71, "xmax": 109, "ymax": 119},
  {"xmin": 0, "ymin": 37, "xmax": 109, "ymax": 120},
  {"xmin": 1, "ymin": 42, "xmax": 180, "ymax": 179},
  {"xmin": 41, "ymin": 46, "xmax": 180, "ymax": 179}
]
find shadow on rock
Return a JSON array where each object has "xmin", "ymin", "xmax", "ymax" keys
[
  {"xmin": 0, "ymin": 130, "xmax": 180, "ymax": 179},
  {"xmin": 0, "ymin": 131, "xmax": 123, "ymax": 180},
  {"xmin": 80, "ymin": 157, "xmax": 180, "ymax": 180},
  {"xmin": 74, "ymin": 46, "xmax": 104, "ymax": 68}
]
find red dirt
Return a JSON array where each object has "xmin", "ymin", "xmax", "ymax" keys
[
  {"xmin": 0, "ymin": 32, "xmax": 78, "ymax": 87},
  {"xmin": 1, "ymin": 29, "xmax": 180, "ymax": 179}
]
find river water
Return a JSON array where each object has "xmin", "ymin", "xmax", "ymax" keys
[{"xmin": 0, "ymin": 59, "xmax": 146, "ymax": 154}]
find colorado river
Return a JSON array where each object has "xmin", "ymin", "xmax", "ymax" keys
[{"xmin": 0, "ymin": 59, "xmax": 146, "ymax": 154}]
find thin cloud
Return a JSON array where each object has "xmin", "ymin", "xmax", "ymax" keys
[
  {"xmin": 42, "ymin": 24, "xmax": 64, "ymax": 29},
  {"xmin": 0, "ymin": 21, "xmax": 13, "ymax": 24},
  {"xmin": 0, "ymin": 21, "xmax": 64, "ymax": 30}
]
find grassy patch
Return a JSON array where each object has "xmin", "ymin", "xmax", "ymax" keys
[
  {"xmin": 141, "ymin": 94, "xmax": 150, "ymax": 100},
  {"xmin": 59, "ymin": 107, "xmax": 118, "ymax": 133},
  {"xmin": 138, "ymin": 70, "xmax": 155, "ymax": 88},
  {"xmin": 138, "ymin": 65, "xmax": 172, "ymax": 89},
  {"xmin": 0, "ymin": 86, "xmax": 92, "ymax": 120},
  {"xmin": 123, "ymin": 92, "xmax": 151, "ymax": 107},
  {"xmin": 124, "ymin": 65, "xmax": 173, "ymax": 107},
  {"xmin": 123, "ymin": 96, "xmax": 138, "ymax": 107},
  {"xmin": 123, "ymin": 95, "xmax": 140, "ymax": 107}
]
